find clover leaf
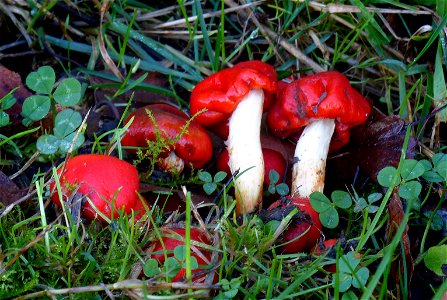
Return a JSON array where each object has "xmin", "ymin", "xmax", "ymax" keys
[
  {"xmin": 310, "ymin": 191, "xmax": 352, "ymax": 229},
  {"xmin": 36, "ymin": 135, "xmax": 60, "ymax": 155},
  {"xmin": 53, "ymin": 108, "xmax": 83, "ymax": 138},
  {"xmin": 398, "ymin": 181, "xmax": 422, "ymax": 201},
  {"xmin": 25, "ymin": 66, "xmax": 55, "ymax": 94},
  {"xmin": 400, "ymin": 159, "xmax": 427, "ymax": 181},
  {"xmin": 143, "ymin": 258, "xmax": 161, "ymax": 277},
  {"xmin": 22, "ymin": 95, "xmax": 50, "ymax": 121},
  {"xmin": 336, "ymin": 251, "xmax": 370, "ymax": 293},
  {"xmin": 377, "ymin": 166, "xmax": 400, "ymax": 188},
  {"xmin": 173, "ymin": 245, "xmax": 199, "ymax": 269},
  {"xmin": 36, "ymin": 109, "xmax": 84, "ymax": 155},
  {"xmin": 58, "ymin": 131, "xmax": 85, "ymax": 153},
  {"xmin": 267, "ymin": 170, "xmax": 289, "ymax": 196},
  {"xmin": 53, "ymin": 78, "xmax": 82, "ymax": 106},
  {"xmin": 0, "ymin": 112, "xmax": 9, "ymax": 127},
  {"xmin": 424, "ymin": 245, "xmax": 447, "ymax": 276},
  {"xmin": 164, "ymin": 257, "xmax": 182, "ymax": 278},
  {"xmin": 199, "ymin": 171, "xmax": 227, "ymax": 195}
]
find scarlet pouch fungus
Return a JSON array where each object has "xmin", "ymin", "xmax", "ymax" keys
[
  {"xmin": 190, "ymin": 60, "xmax": 278, "ymax": 214},
  {"xmin": 267, "ymin": 71, "xmax": 371, "ymax": 197},
  {"xmin": 51, "ymin": 154, "xmax": 146, "ymax": 222},
  {"xmin": 150, "ymin": 227, "xmax": 216, "ymax": 283},
  {"xmin": 216, "ymin": 147, "xmax": 286, "ymax": 186},
  {"xmin": 121, "ymin": 104, "xmax": 213, "ymax": 174}
]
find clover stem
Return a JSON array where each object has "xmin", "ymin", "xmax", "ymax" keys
[{"xmin": 50, "ymin": 95, "xmax": 57, "ymax": 130}]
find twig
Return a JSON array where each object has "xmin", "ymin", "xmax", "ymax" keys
[
  {"xmin": 0, "ymin": 2, "xmax": 32, "ymax": 45},
  {"xmin": 136, "ymin": 1, "xmax": 195, "ymax": 21},
  {"xmin": 95, "ymin": 0, "xmax": 125, "ymax": 81},
  {"xmin": 9, "ymin": 151, "xmax": 41, "ymax": 180},
  {"xmin": 300, "ymin": 1, "xmax": 432, "ymax": 15},
  {"xmin": 14, "ymin": 279, "xmax": 219, "ymax": 299}
]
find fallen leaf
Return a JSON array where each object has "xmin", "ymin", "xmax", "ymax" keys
[
  {"xmin": 0, "ymin": 65, "xmax": 31, "ymax": 130},
  {"xmin": 0, "ymin": 171, "xmax": 25, "ymax": 206},
  {"xmin": 351, "ymin": 108, "xmax": 417, "ymax": 182},
  {"xmin": 386, "ymin": 189, "xmax": 414, "ymax": 285}
]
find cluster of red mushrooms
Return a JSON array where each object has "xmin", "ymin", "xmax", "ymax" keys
[{"xmin": 50, "ymin": 60, "xmax": 371, "ymax": 280}]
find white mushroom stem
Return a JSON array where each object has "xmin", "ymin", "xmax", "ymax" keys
[
  {"xmin": 226, "ymin": 88, "xmax": 264, "ymax": 215},
  {"xmin": 292, "ymin": 119, "xmax": 335, "ymax": 198}
]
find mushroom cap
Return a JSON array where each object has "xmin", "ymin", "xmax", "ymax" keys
[
  {"xmin": 50, "ymin": 154, "xmax": 141, "ymax": 221},
  {"xmin": 268, "ymin": 197, "xmax": 322, "ymax": 253},
  {"xmin": 267, "ymin": 71, "xmax": 371, "ymax": 151},
  {"xmin": 190, "ymin": 60, "xmax": 278, "ymax": 127},
  {"xmin": 216, "ymin": 147, "xmax": 286, "ymax": 186},
  {"xmin": 121, "ymin": 104, "xmax": 213, "ymax": 169}
]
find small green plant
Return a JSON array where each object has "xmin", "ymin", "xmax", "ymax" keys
[
  {"xmin": 21, "ymin": 66, "xmax": 84, "ymax": 155},
  {"xmin": 267, "ymin": 170, "xmax": 289, "ymax": 197},
  {"xmin": 423, "ymin": 244, "xmax": 447, "ymax": 276},
  {"xmin": 309, "ymin": 190, "xmax": 353, "ymax": 229},
  {"xmin": 143, "ymin": 245, "xmax": 199, "ymax": 280},
  {"xmin": 377, "ymin": 156, "xmax": 447, "ymax": 211},
  {"xmin": 214, "ymin": 277, "xmax": 242, "ymax": 300},
  {"xmin": 0, "ymin": 88, "xmax": 17, "ymax": 127},
  {"xmin": 422, "ymin": 153, "xmax": 447, "ymax": 182},
  {"xmin": 134, "ymin": 109, "xmax": 199, "ymax": 177},
  {"xmin": 353, "ymin": 191, "xmax": 382, "ymax": 214},
  {"xmin": 377, "ymin": 159, "xmax": 426, "ymax": 205},
  {"xmin": 199, "ymin": 171, "xmax": 227, "ymax": 195},
  {"xmin": 422, "ymin": 210, "xmax": 444, "ymax": 231},
  {"xmin": 336, "ymin": 251, "xmax": 370, "ymax": 293}
]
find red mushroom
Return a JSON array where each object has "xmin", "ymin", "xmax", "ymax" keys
[
  {"xmin": 150, "ymin": 227, "xmax": 216, "ymax": 283},
  {"xmin": 121, "ymin": 104, "xmax": 213, "ymax": 174},
  {"xmin": 265, "ymin": 72, "xmax": 369, "ymax": 253},
  {"xmin": 267, "ymin": 71, "xmax": 371, "ymax": 197},
  {"xmin": 216, "ymin": 147, "xmax": 286, "ymax": 187},
  {"xmin": 311, "ymin": 238, "xmax": 338, "ymax": 273},
  {"xmin": 190, "ymin": 61, "xmax": 278, "ymax": 214},
  {"xmin": 51, "ymin": 154, "xmax": 147, "ymax": 222},
  {"xmin": 268, "ymin": 196, "xmax": 322, "ymax": 253}
]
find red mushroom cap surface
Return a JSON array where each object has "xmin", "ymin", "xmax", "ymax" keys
[
  {"xmin": 190, "ymin": 60, "xmax": 278, "ymax": 127},
  {"xmin": 121, "ymin": 104, "xmax": 213, "ymax": 169},
  {"xmin": 311, "ymin": 238, "xmax": 338, "ymax": 256},
  {"xmin": 151, "ymin": 227, "xmax": 215, "ymax": 282},
  {"xmin": 216, "ymin": 148, "xmax": 286, "ymax": 186},
  {"xmin": 311, "ymin": 238, "xmax": 338, "ymax": 273},
  {"xmin": 267, "ymin": 71, "xmax": 371, "ymax": 151},
  {"xmin": 50, "ymin": 154, "xmax": 142, "ymax": 221},
  {"xmin": 269, "ymin": 197, "xmax": 322, "ymax": 253}
]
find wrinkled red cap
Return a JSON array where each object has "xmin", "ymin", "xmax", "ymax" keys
[
  {"xmin": 267, "ymin": 71, "xmax": 371, "ymax": 151},
  {"xmin": 121, "ymin": 104, "xmax": 213, "ymax": 169},
  {"xmin": 216, "ymin": 148, "xmax": 286, "ymax": 186},
  {"xmin": 190, "ymin": 60, "xmax": 278, "ymax": 127},
  {"xmin": 50, "ymin": 154, "xmax": 143, "ymax": 221}
]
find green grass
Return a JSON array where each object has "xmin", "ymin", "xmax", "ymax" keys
[{"xmin": 1, "ymin": 0, "xmax": 447, "ymax": 299}]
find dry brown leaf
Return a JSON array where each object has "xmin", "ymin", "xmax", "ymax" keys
[
  {"xmin": 0, "ymin": 171, "xmax": 25, "ymax": 206},
  {"xmin": 386, "ymin": 189, "xmax": 414, "ymax": 287},
  {"xmin": 351, "ymin": 108, "xmax": 417, "ymax": 182}
]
